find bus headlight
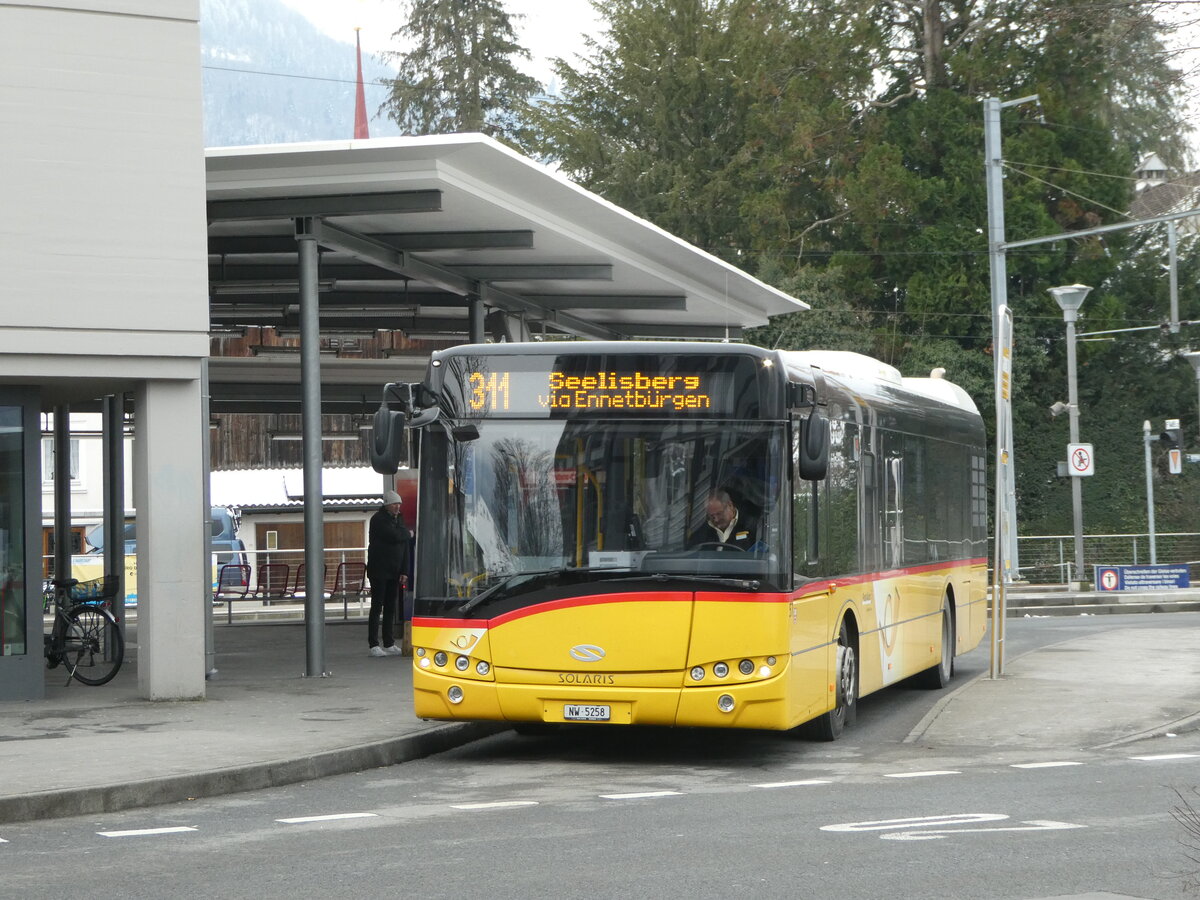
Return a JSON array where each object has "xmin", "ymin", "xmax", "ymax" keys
[
  {"xmin": 739, "ymin": 659, "xmax": 754, "ymax": 675},
  {"xmin": 713, "ymin": 662, "xmax": 729, "ymax": 678},
  {"xmin": 448, "ymin": 685, "xmax": 464, "ymax": 704},
  {"xmin": 434, "ymin": 651, "xmax": 448, "ymax": 667},
  {"xmin": 690, "ymin": 666, "xmax": 705, "ymax": 681},
  {"xmin": 476, "ymin": 660, "xmax": 490, "ymax": 676},
  {"xmin": 455, "ymin": 655, "xmax": 470, "ymax": 671},
  {"xmin": 717, "ymin": 694, "xmax": 735, "ymax": 713}
]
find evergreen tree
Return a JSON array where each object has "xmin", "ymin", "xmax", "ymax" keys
[
  {"xmin": 380, "ymin": 0, "xmax": 540, "ymax": 143},
  {"xmin": 526, "ymin": 0, "xmax": 870, "ymax": 261},
  {"xmin": 521, "ymin": 0, "xmax": 1196, "ymax": 539}
]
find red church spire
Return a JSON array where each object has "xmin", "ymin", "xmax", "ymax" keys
[{"xmin": 354, "ymin": 28, "xmax": 370, "ymax": 139}]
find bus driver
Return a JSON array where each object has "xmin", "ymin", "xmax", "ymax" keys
[{"xmin": 687, "ymin": 487, "xmax": 759, "ymax": 551}]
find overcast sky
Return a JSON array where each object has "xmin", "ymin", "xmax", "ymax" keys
[
  {"xmin": 278, "ymin": 0, "xmax": 1199, "ymax": 162},
  {"xmin": 277, "ymin": 0, "xmax": 601, "ymax": 84}
]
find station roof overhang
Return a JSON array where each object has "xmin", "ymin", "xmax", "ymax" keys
[{"xmin": 205, "ymin": 134, "xmax": 807, "ymax": 414}]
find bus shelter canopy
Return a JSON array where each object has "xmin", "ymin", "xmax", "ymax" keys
[{"xmin": 205, "ymin": 134, "xmax": 808, "ymax": 413}]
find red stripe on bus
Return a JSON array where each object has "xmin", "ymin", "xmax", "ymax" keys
[{"xmin": 412, "ymin": 557, "xmax": 986, "ymax": 629}]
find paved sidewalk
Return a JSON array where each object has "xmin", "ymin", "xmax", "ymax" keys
[
  {"xmin": 0, "ymin": 621, "xmax": 500, "ymax": 824},
  {"xmin": 3, "ymin": 617, "xmax": 1200, "ymax": 825},
  {"xmin": 909, "ymin": 625, "xmax": 1200, "ymax": 751}
]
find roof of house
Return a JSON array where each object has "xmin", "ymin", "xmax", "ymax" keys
[
  {"xmin": 1130, "ymin": 171, "xmax": 1200, "ymax": 220},
  {"xmin": 211, "ymin": 466, "xmax": 386, "ymax": 511}
]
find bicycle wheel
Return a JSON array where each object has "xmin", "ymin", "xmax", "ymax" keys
[{"xmin": 62, "ymin": 604, "xmax": 124, "ymax": 686}]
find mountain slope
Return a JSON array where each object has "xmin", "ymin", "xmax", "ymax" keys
[{"xmin": 201, "ymin": 0, "xmax": 401, "ymax": 146}]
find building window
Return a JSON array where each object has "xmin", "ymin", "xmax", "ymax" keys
[{"xmin": 41, "ymin": 438, "xmax": 81, "ymax": 485}]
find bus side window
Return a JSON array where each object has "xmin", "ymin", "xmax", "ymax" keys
[
  {"xmin": 792, "ymin": 421, "xmax": 818, "ymax": 572},
  {"xmin": 859, "ymin": 448, "xmax": 880, "ymax": 573},
  {"xmin": 794, "ymin": 418, "xmax": 858, "ymax": 579},
  {"xmin": 821, "ymin": 421, "xmax": 857, "ymax": 577},
  {"xmin": 885, "ymin": 452, "xmax": 903, "ymax": 569}
]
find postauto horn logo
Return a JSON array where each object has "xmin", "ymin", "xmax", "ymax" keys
[{"xmin": 569, "ymin": 644, "xmax": 606, "ymax": 663}]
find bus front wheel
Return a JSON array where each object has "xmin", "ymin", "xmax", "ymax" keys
[{"xmin": 806, "ymin": 620, "xmax": 857, "ymax": 741}]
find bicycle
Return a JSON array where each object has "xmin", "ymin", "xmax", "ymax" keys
[{"xmin": 43, "ymin": 575, "xmax": 125, "ymax": 686}]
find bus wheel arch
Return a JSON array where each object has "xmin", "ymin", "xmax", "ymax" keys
[{"xmin": 804, "ymin": 612, "xmax": 859, "ymax": 741}]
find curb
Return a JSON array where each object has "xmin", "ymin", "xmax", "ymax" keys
[
  {"xmin": 0, "ymin": 721, "xmax": 505, "ymax": 825},
  {"xmin": 1089, "ymin": 710, "xmax": 1200, "ymax": 750},
  {"xmin": 902, "ymin": 667, "xmax": 990, "ymax": 744}
]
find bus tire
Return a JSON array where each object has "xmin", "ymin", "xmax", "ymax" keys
[
  {"xmin": 806, "ymin": 619, "xmax": 857, "ymax": 741},
  {"xmin": 915, "ymin": 595, "xmax": 955, "ymax": 689}
]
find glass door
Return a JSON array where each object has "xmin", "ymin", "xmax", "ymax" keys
[{"xmin": 0, "ymin": 392, "xmax": 42, "ymax": 700}]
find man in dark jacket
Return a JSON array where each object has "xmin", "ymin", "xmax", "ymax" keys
[
  {"xmin": 686, "ymin": 487, "xmax": 760, "ymax": 551},
  {"xmin": 367, "ymin": 489, "xmax": 410, "ymax": 657}
]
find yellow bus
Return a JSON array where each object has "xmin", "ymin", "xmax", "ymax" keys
[{"xmin": 372, "ymin": 342, "xmax": 987, "ymax": 739}]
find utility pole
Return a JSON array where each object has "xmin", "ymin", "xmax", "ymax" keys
[
  {"xmin": 1184, "ymin": 351, "xmax": 1200, "ymax": 444},
  {"xmin": 984, "ymin": 93, "xmax": 1037, "ymax": 677}
]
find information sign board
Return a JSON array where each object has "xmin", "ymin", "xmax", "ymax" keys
[{"xmin": 1094, "ymin": 564, "xmax": 1190, "ymax": 592}]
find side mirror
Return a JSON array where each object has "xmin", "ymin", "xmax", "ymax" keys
[
  {"xmin": 451, "ymin": 423, "xmax": 480, "ymax": 442},
  {"xmin": 371, "ymin": 406, "xmax": 408, "ymax": 474},
  {"xmin": 797, "ymin": 411, "xmax": 829, "ymax": 481}
]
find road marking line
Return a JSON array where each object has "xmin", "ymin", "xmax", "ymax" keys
[
  {"xmin": 599, "ymin": 791, "xmax": 683, "ymax": 800},
  {"xmin": 1010, "ymin": 761, "xmax": 1082, "ymax": 769},
  {"xmin": 752, "ymin": 779, "xmax": 833, "ymax": 788},
  {"xmin": 823, "ymin": 814, "xmax": 1007, "ymax": 832},
  {"xmin": 883, "ymin": 770, "xmax": 961, "ymax": 778},
  {"xmin": 276, "ymin": 813, "xmax": 379, "ymax": 824},
  {"xmin": 98, "ymin": 827, "xmax": 198, "ymax": 837},
  {"xmin": 881, "ymin": 820, "xmax": 1084, "ymax": 841},
  {"xmin": 1129, "ymin": 753, "xmax": 1200, "ymax": 761},
  {"xmin": 0, "ymin": 837, "xmax": 7, "ymax": 843},
  {"xmin": 450, "ymin": 801, "xmax": 539, "ymax": 810}
]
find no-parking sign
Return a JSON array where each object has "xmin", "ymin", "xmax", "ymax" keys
[{"xmin": 1067, "ymin": 443, "xmax": 1094, "ymax": 477}]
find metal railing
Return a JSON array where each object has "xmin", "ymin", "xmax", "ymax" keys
[
  {"xmin": 1014, "ymin": 532, "xmax": 1200, "ymax": 584},
  {"xmin": 213, "ymin": 545, "xmax": 374, "ymax": 623},
  {"xmin": 50, "ymin": 545, "xmax": 380, "ymax": 613}
]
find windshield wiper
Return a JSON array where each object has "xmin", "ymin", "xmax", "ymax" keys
[
  {"xmin": 457, "ymin": 567, "xmax": 574, "ymax": 615},
  {"xmin": 581, "ymin": 570, "xmax": 761, "ymax": 591},
  {"xmin": 646, "ymin": 572, "xmax": 760, "ymax": 591}
]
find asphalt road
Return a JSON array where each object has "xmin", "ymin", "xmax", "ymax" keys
[{"xmin": 3, "ymin": 614, "xmax": 1199, "ymax": 900}]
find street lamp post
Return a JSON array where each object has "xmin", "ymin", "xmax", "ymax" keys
[
  {"xmin": 1143, "ymin": 420, "xmax": 1158, "ymax": 564},
  {"xmin": 1049, "ymin": 284, "xmax": 1092, "ymax": 588}
]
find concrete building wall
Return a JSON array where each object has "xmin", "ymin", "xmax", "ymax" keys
[
  {"xmin": 0, "ymin": 1, "xmax": 209, "ymax": 700},
  {"xmin": 0, "ymin": 0, "xmax": 208, "ymax": 367}
]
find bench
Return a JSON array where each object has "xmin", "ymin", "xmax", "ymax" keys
[{"xmin": 213, "ymin": 563, "xmax": 252, "ymax": 624}]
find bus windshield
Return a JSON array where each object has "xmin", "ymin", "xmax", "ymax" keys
[{"xmin": 415, "ymin": 418, "xmax": 788, "ymax": 617}]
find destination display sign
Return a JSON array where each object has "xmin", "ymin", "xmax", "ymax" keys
[
  {"xmin": 468, "ymin": 369, "xmax": 715, "ymax": 413},
  {"xmin": 437, "ymin": 353, "xmax": 770, "ymax": 419}
]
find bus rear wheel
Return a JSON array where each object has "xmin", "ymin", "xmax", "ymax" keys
[
  {"xmin": 806, "ymin": 620, "xmax": 857, "ymax": 741},
  {"xmin": 915, "ymin": 595, "xmax": 954, "ymax": 689}
]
